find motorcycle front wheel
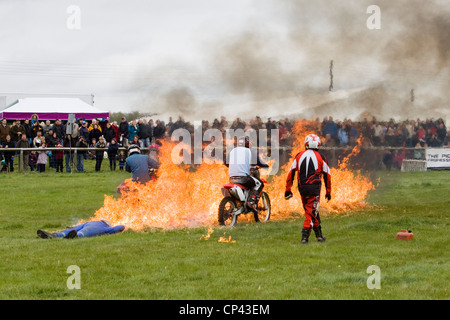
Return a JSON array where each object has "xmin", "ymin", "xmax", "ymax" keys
[
  {"xmin": 255, "ymin": 192, "xmax": 271, "ymax": 223},
  {"xmin": 218, "ymin": 196, "xmax": 238, "ymax": 227}
]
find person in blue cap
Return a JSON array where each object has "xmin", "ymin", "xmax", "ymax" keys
[{"xmin": 37, "ymin": 220, "xmax": 125, "ymax": 239}]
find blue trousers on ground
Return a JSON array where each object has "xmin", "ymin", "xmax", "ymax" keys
[{"xmin": 55, "ymin": 221, "xmax": 125, "ymax": 238}]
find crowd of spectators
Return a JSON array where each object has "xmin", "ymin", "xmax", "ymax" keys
[
  {"xmin": 163, "ymin": 115, "xmax": 449, "ymax": 149},
  {"xmin": 319, "ymin": 116, "xmax": 449, "ymax": 149},
  {"xmin": 0, "ymin": 114, "xmax": 448, "ymax": 173}
]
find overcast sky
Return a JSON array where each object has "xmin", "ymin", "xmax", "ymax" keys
[
  {"xmin": 0, "ymin": 1, "xmax": 257, "ymax": 108},
  {"xmin": 0, "ymin": 0, "xmax": 448, "ymax": 121}
]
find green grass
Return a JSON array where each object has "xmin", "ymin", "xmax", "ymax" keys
[{"xmin": 0, "ymin": 162, "xmax": 449, "ymax": 300}]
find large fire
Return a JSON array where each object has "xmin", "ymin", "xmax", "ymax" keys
[
  {"xmin": 86, "ymin": 120, "xmax": 374, "ymax": 231},
  {"xmin": 267, "ymin": 120, "xmax": 375, "ymax": 218}
]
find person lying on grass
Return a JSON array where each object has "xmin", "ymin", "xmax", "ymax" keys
[{"xmin": 37, "ymin": 220, "xmax": 125, "ymax": 239}]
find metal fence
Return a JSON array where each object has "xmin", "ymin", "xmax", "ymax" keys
[
  {"xmin": 1, "ymin": 147, "xmax": 138, "ymax": 172},
  {"xmin": 0, "ymin": 146, "xmax": 438, "ymax": 173},
  {"xmin": 278, "ymin": 146, "xmax": 430, "ymax": 171}
]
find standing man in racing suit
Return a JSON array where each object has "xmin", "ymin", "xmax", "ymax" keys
[
  {"xmin": 285, "ymin": 134, "xmax": 332, "ymax": 244},
  {"xmin": 227, "ymin": 136, "xmax": 269, "ymax": 213}
]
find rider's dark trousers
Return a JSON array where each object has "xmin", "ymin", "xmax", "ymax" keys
[{"xmin": 230, "ymin": 175, "xmax": 263, "ymax": 196}]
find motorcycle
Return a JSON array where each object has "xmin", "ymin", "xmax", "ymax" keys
[
  {"xmin": 148, "ymin": 168, "xmax": 158, "ymax": 181},
  {"xmin": 117, "ymin": 168, "xmax": 158, "ymax": 195},
  {"xmin": 218, "ymin": 168, "xmax": 271, "ymax": 226}
]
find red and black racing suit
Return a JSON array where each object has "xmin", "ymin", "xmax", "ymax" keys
[{"xmin": 285, "ymin": 148, "xmax": 332, "ymax": 230}]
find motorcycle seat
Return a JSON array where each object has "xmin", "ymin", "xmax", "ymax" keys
[{"xmin": 222, "ymin": 183, "xmax": 248, "ymax": 190}]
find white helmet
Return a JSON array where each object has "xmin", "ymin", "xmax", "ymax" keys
[
  {"xmin": 304, "ymin": 134, "xmax": 321, "ymax": 150},
  {"xmin": 128, "ymin": 144, "xmax": 141, "ymax": 155},
  {"xmin": 237, "ymin": 136, "xmax": 250, "ymax": 148}
]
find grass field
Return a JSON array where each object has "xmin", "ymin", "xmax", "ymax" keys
[{"xmin": 0, "ymin": 160, "xmax": 449, "ymax": 300}]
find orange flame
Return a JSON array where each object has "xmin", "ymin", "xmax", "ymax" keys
[
  {"xmin": 200, "ymin": 227, "xmax": 215, "ymax": 240},
  {"xmin": 86, "ymin": 142, "xmax": 228, "ymax": 230},
  {"xmin": 86, "ymin": 119, "xmax": 374, "ymax": 230},
  {"xmin": 218, "ymin": 232, "xmax": 236, "ymax": 243},
  {"xmin": 267, "ymin": 121, "xmax": 374, "ymax": 218}
]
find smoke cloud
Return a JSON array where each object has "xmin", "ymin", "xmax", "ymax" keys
[{"xmin": 132, "ymin": 0, "xmax": 449, "ymax": 122}]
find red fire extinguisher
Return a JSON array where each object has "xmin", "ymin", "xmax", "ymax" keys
[{"xmin": 396, "ymin": 229, "xmax": 414, "ymax": 240}]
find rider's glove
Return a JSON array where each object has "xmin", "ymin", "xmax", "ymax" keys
[
  {"xmin": 325, "ymin": 193, "xmax": 331, "ymax": 201},
  {"xmin": 285, "ymin": 191, "xmax": 293, "ymax": 200}
]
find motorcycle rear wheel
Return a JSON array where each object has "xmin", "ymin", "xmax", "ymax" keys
[{"xmin": 218, "ymin": 196, "xmax": 238, "ymax": 227}]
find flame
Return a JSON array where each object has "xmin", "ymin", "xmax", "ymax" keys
[
  {"xmin": 200, "ymin": 227, "xmax": 215, "ymax": 240},
  {"xmin": 200, "ymin": 227, "xmax": 236, "ymax": 243},
  {"xmin": 267, "ymin": 121, "xmax": 374, "ymax": 218},
  {"xmin": 218, "ymin": 232, "xmax": 236, "ymax": 243},
  {"xmin": 86, "ymin": 142, "xmax": 228, "ymax": 231},
  {"xmin": 86, "ymin": 119, "xmax": 374, "ymax": 231}
]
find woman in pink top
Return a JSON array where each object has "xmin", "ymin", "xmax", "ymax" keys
[{"xmin": 37, "ymin": 143, "xmax": 49, "ymax": 173}]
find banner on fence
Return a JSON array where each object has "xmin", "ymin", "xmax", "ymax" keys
[{"xmin": 426, "ymin": 148, "xmax": 450, "ymax": 169}]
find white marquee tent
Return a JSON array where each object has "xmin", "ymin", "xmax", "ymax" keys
[{"xmin": 0, "ymin": 97, "xmax": 109, "ymax": 121}]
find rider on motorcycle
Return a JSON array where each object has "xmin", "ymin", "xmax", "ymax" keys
[
  {"xmin": 125, "ymin": 144, "xmax": 160, "ymax": 184},
  {"xmin": 226, "ymin": 136, "xmax": 269, "ymax": 213}
]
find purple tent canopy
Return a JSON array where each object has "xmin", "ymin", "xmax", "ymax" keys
[{"xmin": 0, "ymin": 98, "xmax": 109, "ymax": 121}]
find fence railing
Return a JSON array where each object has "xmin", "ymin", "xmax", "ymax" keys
[
  {"xmin": 1, "ymin": 147, "xmax": 154, "ymax": 172},
  {"xmin": 2, "ymin": 146, "xmax": 445, "ymax": 172}
]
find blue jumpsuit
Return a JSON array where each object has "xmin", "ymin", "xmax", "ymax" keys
[
  {"xmin": 125, "ymin": 153, "xmax": 159, "ymax": 183},
  {"xmin": 55, "ymin": 220, "xmax": 125, "ymax": 238}
]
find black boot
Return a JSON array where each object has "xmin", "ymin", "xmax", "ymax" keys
[
  {"xmin": 64, "ymin": 230, "xmax": 78, "ymax": 239},
  {"xmin": 301, "ymin": 228, "xmax": 311, "ymax": 244},
  {"xmin": 246, "ymin": 192, "xmax": 258, "ymax": 213},
  {"xmin": 313, "ymin": 226, "xmax": 326, "ymax": 242},
  {"xmin": 37, "ymin": 229, "xmax": 57, "ymax": 239}
]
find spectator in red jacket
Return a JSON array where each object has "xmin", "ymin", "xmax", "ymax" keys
[{"xmin": 53, "ymin": 142, "xmax": 64, "ymax": 172}]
